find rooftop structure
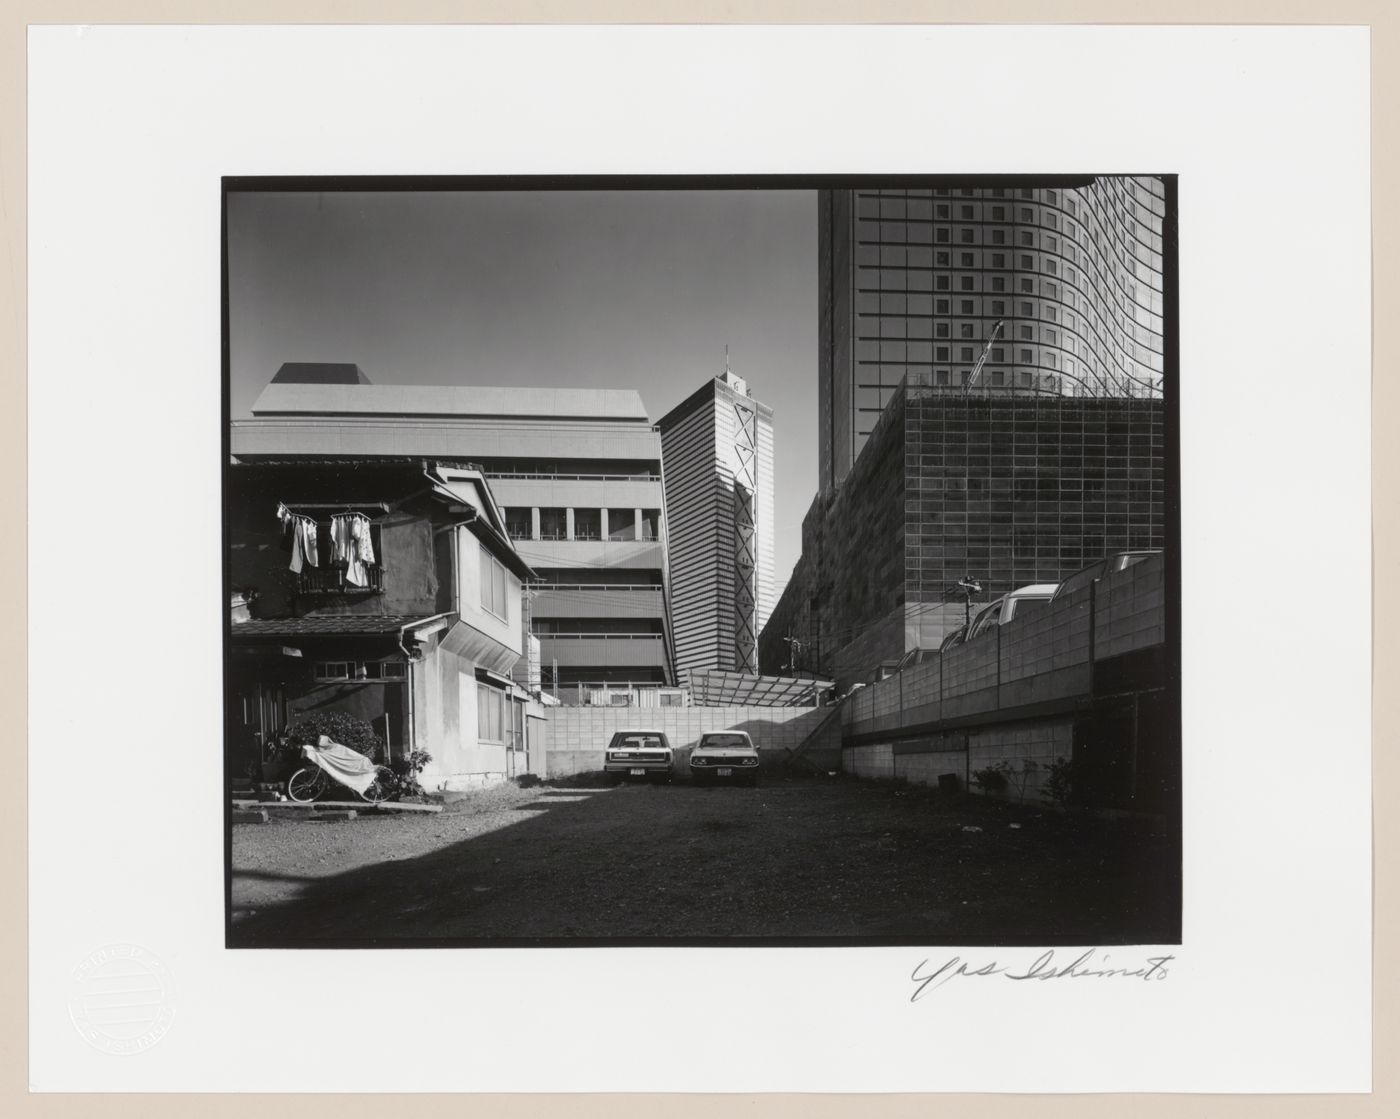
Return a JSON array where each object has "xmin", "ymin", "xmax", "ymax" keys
[{"xmin": 270, "ymin": 362, "xmax": 371, "ymax": 385}]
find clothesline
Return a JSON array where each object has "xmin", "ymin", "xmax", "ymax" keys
[{"xmin": 276, "ymin": 503, "xmax": 378, "ymax": 584}]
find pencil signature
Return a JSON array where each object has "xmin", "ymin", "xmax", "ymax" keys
[{"xmin": 910, "ymin": 949, "xmax": 1175, "ymax": 1002}]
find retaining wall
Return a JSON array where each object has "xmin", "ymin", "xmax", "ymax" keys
[
  {"xmin": 843, "ymin": 717, "xmax": 1073, "ymax": 804},
  {"xmin": 844, "ymin": 553, "xmax": 1165, "ymax": 739}
]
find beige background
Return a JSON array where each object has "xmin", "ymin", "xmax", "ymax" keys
[{"xmin": 1, "ymin": 1, "xmax": 1391, "ymax": 1114}]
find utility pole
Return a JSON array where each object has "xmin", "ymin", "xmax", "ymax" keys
[{"xmin": 955, "ymin": 576, "xmax": 983, "ymax": 630}]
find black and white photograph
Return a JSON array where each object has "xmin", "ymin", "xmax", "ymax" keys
[
  {"xmin": 223, "ymin": 178, "xmax": 1180, "ymax": 948},
  {"xmin": 25, "ymin": 20, "xmax": 1375, "ymax": 1096}
]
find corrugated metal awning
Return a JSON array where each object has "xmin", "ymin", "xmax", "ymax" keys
[{"xmin": 684, "ymin": 670, "xmax": 834, "ymax": 708}]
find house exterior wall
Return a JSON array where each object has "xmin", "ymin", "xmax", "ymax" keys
[
  {"xmin": 454, "ymin": 526, "xmax": 523, "ymax": 656},
  {"xmin": 227, "ymin": 477, "xmax": 445, "ymax": 619}
]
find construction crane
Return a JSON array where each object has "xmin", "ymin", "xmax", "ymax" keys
[{"xmin": 963, "ymin": 319, "xmax": 1006, "ymax": 395}]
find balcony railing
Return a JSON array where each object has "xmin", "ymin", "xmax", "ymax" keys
[
  {"xmin": 484, "ymin": 471, "xmax": 661, "ymax": 482},
  {"xmin": 536, "ymin": 632, "xmax": 661, "ymax": 640},
  {"xmin": 296, "ymin": 565, "xmax": 384, "ymax": 595},
  {"xmin": 532, "ymin": 584, "xmax": 663, "ymax": 592}
]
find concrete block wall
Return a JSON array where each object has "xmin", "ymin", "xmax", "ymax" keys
[
  {"xmin": 1001, "ymin": 591, "xmax": 1090, "ymax": 683},
  {"xmin": 1094, "ymin": 555, "xmax": 1165, "ymax": 659},
  {"xmin": 541, "ymin": 704, "xmax": 835, "ymax": 777},
  {"xmin": 843, "ymin": 719, "xmax": 1069, "ymax": 802},
  {"xmin": 841, "ymin": 553, "xmax": 1166, "ymax": 737},
  {"xmin": 894, "ymin": 748, "xmax": 968, "ymax": 789},
  {"xmin": 966, "ymin": 718, "xmax": 1073, "ymax": 804},
  {"xmin": 844, "ymin": 743, "xmax": 895, "ymax": 779},
  {"xmin": 942, "ymin": 636, "xmax": 998, "ymax": 698},
  {"xmin": 902, "ymin": 659, "xmax": 939, "ymax": 706}
]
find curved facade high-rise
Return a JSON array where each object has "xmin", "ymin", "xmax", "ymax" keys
[{"xmin": 818, "ymin": 177, "xmax": 1166, "ymax": 491}]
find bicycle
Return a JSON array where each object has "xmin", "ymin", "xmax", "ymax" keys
[{"xmin": 285, "ymin": 738, "xmax": 395, "ymax": 804}]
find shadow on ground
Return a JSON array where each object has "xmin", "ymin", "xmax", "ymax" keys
[{"xmin": 229, "ymin": 775, "xmax": 1180, "ymax": 948}]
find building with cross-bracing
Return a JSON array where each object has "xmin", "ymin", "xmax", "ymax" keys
[{"xmin": 657, "ymin": 368, "xmax": 776, "ymax": 683}]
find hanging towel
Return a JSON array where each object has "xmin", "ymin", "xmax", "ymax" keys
[
  {"xmin": 330, "ymin": 514, "xmax": 349, "ymax": 564},
  {"xmin": 332, "ymin": 514, "xmax": 369, "ymax": 587},
  {"xmin": 289, "ymin": 519, "xmax": 305, "ymax": 573},
  {"xmin": 352, "ymin": 514, "xmax": 376, "ymax": 567},
  {"xmin": 299, "ymin": 517, "xmax": 319, "ymax": 568},
  {"xmin": 281, "ymin": 509, "xmax": 320, "ymax": 574}
]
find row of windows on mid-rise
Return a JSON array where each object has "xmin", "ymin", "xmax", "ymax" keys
[{"xmin": 503, "ymin": 506, "xmax": 660, "ymax": 542}]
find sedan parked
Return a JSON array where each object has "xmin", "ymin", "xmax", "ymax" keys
[{"xmin": 689, "ymin": 731, "xmax": 762, "ymax": 786}]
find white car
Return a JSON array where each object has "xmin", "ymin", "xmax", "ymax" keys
[
  {"xmin": 689, "ymin": 731, "xmax": 762, "ymax": 786},
  {"xmin": 603, "ymin": 730, "xmax": 674, "ymax": 782},
  {"xmin": 967, "ymin": 583, "xmax": 1059, "ymax": 640}
]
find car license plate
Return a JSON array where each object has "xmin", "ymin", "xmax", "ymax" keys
[
  {"xmin": 717, "ymin": 767, "xmax": 733, "ymax": 777},
  {"xmin": 630, "ymin": 768, "xmax": 646, "ymax": 776}
]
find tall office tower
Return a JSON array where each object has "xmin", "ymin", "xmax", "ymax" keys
[
  {"xmin": 657, "ymin": 368, "xmax": 776, "ymax": 680},
  {"xmin": 817, "ymin": 178, "xmax": 1167, "ymax": 492},
  {"xmin": 232, "ymin": 366, "xmax": 675, "ymax": 701}
]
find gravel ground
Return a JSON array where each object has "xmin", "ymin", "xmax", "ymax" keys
[{"xmin": 229, "ymin": 774, "xmax": 1180, "ymax": 946}]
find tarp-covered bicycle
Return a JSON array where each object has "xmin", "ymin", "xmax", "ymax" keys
[{"xmin": 286, "ymin": 735, "xmax": 394, "ymax": 804}]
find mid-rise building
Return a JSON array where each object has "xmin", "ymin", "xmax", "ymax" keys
[
  {"xmin": 818, "ymin": 178, "xmax": 1167, "ymax": 492},
  {"xmin": 657, "ymin": 368, "xmax": 776, "ymax": 680},
  {"xmin": 760, "ymin": 381, "xmax": 1165, "ymax": 688},
  {"xmin": 232, "ymin": 365, "xmax": 675, "ymax": 701}
]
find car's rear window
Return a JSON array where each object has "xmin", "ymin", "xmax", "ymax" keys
[
  {"xmin": 699, "ymin": 734, "xmax": 750, "ymax": 748},
  {"xmin": 612, "ymin": 734, "xmax": 666, "ymax": 749}
]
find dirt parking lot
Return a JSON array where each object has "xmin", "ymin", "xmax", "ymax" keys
[{"xmin": 229, "ymin": 774, "xmax": 1180, "ymax": 947}]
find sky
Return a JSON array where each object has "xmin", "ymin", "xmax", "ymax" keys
[{"xmin": 226, "ymin": 189, "xmax": 817, "ymax": 593}]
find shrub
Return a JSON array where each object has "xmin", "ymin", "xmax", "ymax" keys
[
  {"xmin": 285, "ymin": 710, "xmax": 384, "ymax": 759},
  {"xmin": 387, "ymin": 749, "xmax": 433, "ymax": 800},
  {"xmin": 1041, "ymin": 756, "xmax": 1076, "ymax": 807},
  {"xmin": 514, "ymin": 773, "xmax": 543, "ymax": 788},
  {"xmin": 973, "ymin": 759, "xmax": 1040, "ymax": 798}
]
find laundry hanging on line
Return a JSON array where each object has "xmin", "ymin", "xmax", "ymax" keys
[
  {"xmin": 276, "ymin": 502, "xmax": 320, "ymax": 574},
  {"xmin": 331, "ymin": 512, "xmax": 375, "ymax": 587}
]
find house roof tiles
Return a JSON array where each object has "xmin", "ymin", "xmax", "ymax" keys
[{"xmin": 231, "ymin": 615, "xmax": 445, "ymax": 637}]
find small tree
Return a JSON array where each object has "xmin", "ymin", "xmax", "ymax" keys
[
  {"xmin": 971, "ymin": 761, "xmax": 1010, "ymax": 793},
  {"xmin": 1040, "ymin": 756, "xmax": 1076, "ymax": 808},
  {"xmin": 286, "ymin": 710, "xmax": 384, "ymax": 759}
]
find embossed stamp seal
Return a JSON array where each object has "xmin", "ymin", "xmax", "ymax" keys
[{"xmin": 67, "ymin": 944, "xmax": 176, "ymax": 1055}]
